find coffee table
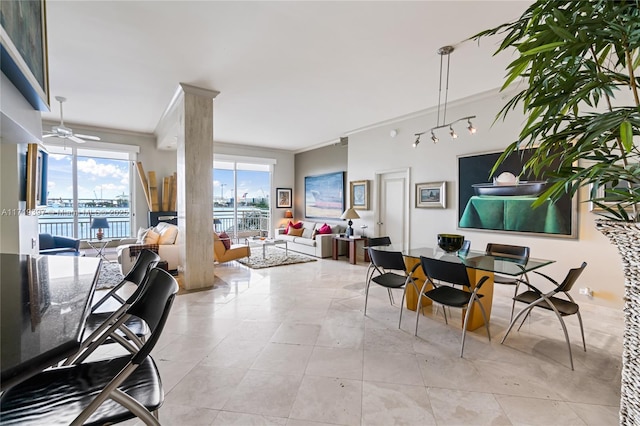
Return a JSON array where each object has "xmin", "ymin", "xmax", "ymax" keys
[{"xmin": 245, "ymin": 237, "xmax": 288, "ymax": 259}]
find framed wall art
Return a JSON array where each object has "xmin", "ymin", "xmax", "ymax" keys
[
  {"xmin": 276, "ymin": 187, "xmax": 292, "ymax": 208},
  {"xmin": 350, "ymin": 180, "xmax": 369, "ymax": 210},
  {"xmin": 589, "ymin": 181, "xmax": 639, "ymax": 213},
  {"xmin": 0, "ymin": 0, "xmax": 50, "ymax": 111},
  {"xmin": 457, "ymin": 149, "xmax": 577, "ymax": 238},
  {"xmin": 415, "ymin": 181, "xmax": 446, "ymax": 208},
  {"xmin": 305, "ymin": 171, "xmax": 345, "ymax": 219}
]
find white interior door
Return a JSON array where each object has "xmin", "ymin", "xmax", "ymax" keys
[{"xmin": 376, "ymin": 169, "xmax": 409, "ymax": 251}]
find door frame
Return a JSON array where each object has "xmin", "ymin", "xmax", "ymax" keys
[{"xmin": 374, "ymin": 167, "xmax": 411, "ymax": 252}]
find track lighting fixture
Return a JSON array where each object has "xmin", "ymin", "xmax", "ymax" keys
[
  {"xmin": 412, "ymin": 45, "xmax": 477, "ymax": 147},
  {"xmin": 467, "ymin": 119, "xmax": 476, "ymax": 134},
  {"xmin": 413, "ymin": 134, "xmax": 421, "ymax": 148}
]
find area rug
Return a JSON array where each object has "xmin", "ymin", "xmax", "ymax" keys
[
  {"xmin": 96, "ymin": 262, "xmax": 124, "ymax": 290},
  {"xmin": 236, "ymin": 246, "xmax": 316, "ymax": 269}
]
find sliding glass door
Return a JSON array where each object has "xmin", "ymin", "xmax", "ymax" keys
[{"xmin": 214, "ymin": 160, "xmax": 271, "ymax": 242}]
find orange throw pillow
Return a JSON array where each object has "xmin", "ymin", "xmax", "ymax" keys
[{"xmin": 288, "ymin": 227, "xmax": 304, "ymax": 237}]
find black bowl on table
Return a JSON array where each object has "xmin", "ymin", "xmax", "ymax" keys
[{"xmin": 437, "ymin": 234, "xmax": 465, "ymax": 253}]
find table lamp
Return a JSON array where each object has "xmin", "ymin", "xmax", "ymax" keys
[
  {"xmin": 340, "ymin": 208, "xmax": 360, "ymax": 236},
  {"xmin": 90, "ymin": 217, "xmax": 109, "ymax": 240}
]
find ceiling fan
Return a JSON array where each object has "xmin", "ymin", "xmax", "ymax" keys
[{"xmin": 42, "ymin": 96, "xmax": 101, "ymax": 143}]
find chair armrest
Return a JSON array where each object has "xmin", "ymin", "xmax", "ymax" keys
[{"xmin": 53, "ymin": 236, "xmax": 80, "ymax": 251}]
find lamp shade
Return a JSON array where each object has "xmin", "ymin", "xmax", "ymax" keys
[
  {"xmin": 340, "ymin": 208, "xmax": 360, "ymax": 220},
  {"xmin": 90, "ymin": 217, "xmax": 109, "ymax": 229},
  {"xmin": 284, "ymin": 210, "xmax": 293, "ymax": 219}
]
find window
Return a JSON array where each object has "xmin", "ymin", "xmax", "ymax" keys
[
  {"xmin": 39, "ymin": 142, "xmax": 138, "ymax": 240},
  {"xmin": 214, "ymin": 157, "xmax": 273, "ymax": 241}
]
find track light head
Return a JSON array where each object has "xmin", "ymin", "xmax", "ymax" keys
[
  {"xmin": 449, "ymin": 126, "xmax": 458, "ymax": 139},
  {"xmin": 431, "ymin": 131, "xmax": 438, "ymax": 143},
  {"xmin": 467, "ymin": 119, "xmax": 476, "ymax": 134},
  {"xmin": 413, "ymin": 134, "xmax": 421, "ymax": 148}
]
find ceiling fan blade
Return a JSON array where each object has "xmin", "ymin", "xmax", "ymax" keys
[
  {"xmin": 74, "ymin": 133, "xmax": 101, "ymax": 141},
  {"xmin": 42, "ymin": 133, "xmax": 57, "ymax": 138},
  {"xmin": 68, "ymin": 135, "xmax": 86, "ymax": 144}
]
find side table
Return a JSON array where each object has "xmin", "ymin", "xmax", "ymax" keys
[
  {"xmin": 332, "ymin": 235, "xmax": 368, "ymax": 265},
  {"xmin": 85, "ymin": 239, "xmax": 113, "ymax": 263}
]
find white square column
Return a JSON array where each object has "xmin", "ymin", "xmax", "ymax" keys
[{"xmin": 175, "ymin": 83, "xmax": 219, "ymax": 290}]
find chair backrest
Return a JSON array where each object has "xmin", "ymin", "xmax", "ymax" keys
[
  {"xmin": 127, "ymin": 267, "xmax": 179, "ymax": 364},
  {"xmin": 369, "ymin": 248, "xmax": 406, "ymax": 272},
  {"xmin": 557, "ymin": 262, "xmax": 587, "ymax": 293},
  {"xmin": 39, "ymin": 233, "xmax": 55, "ymax": 250},
  {"xmin": 368, "ymin": 236, "xmax": 391, "ymax": 247},
  {"xmin": 420, "ymin": 256, "xmax": 471, "ymax": 288},
  {"xmin": 485, "ymin": 243, "xmax": 530, "ymax": 264},
  {"xmin": 123, "ymin": 249, "xmax": 161, "ymax": 287}
]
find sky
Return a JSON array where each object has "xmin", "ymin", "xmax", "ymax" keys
[
  {"xmin": 46, "ymin": 154, "xmax": 271, "ymax": 202},
  {"xmin": 46, "ymin": 154, "xmax": 129, "ymax": 201}
]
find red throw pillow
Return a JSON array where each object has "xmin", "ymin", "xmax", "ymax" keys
[
  {"xmin": 219, "ymin": 231, "xmax": 231, "ymax": 250},
  {"xmin": 285, "ymin": 221, "xmax": 303, "ymax": 234},
  {"xmin": 317, "ymin": 223, "xmax": 332, "ymax": 234}
]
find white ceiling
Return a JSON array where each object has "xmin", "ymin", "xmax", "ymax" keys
[{"xmin": 41, "ymin": 1, "xmax": 530, "ymax": 151}]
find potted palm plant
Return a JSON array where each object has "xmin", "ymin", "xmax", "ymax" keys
[{"xmin": 472, "ymin": 1, "xmax": 639, "ymax": 423}]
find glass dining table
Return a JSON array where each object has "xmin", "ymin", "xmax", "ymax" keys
[{"xmin": 368, "ymin": 245, "xmax": 554, "ymax": 331}]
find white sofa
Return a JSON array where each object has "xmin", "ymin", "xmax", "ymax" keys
[
  {"xmin": 117, "ymin": 222, "xmax": 181, "ymax": 274},
  {"xmin": 276, "ymin": 221, "xmax": 346, "ymax": 258}
]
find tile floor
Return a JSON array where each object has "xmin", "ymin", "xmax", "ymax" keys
[{"xmin": 108, "ymin": 255, "xmax": 622, "ymax": 425}]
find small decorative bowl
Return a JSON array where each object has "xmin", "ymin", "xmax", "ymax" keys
[{"xmin": 437, "ymin": 234, "xmax": 465, "ymax": 253}]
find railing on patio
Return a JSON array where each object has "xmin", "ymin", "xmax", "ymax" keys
[{"xmin": 38, "ymin": 217, "xmax": 131, "ymax": 240}]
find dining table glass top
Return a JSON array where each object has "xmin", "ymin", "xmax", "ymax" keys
[{"xmin": 367, "ymin": 245, "xmax": 554, "ymax": 276}]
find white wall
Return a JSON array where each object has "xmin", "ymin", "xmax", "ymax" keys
[
  {"xmin": 0, "ymin": 74, "xmax": 43, "ymax": 254},
  {"xmin": 347, "ymin": 89, "xmax": 625, "ymax": 309},
  {"xmin": 294, "ymin": 143, "xmax": 348, "ymax": 227}
]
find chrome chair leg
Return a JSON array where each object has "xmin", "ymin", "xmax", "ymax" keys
[
  {"xmin": 364, "ymin": 278, "xmax": 372, "ymax": 316},
  {"xmin": 577, "ymin": 310, "xmax": 587, "ymax": 351},
  {"xmin": 387, "ymin": 288, "xmax": 395, "ymax": 305}
]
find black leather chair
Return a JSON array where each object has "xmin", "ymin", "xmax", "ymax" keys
[
  {"xmin": 365, "ymin": 247, "xmax": 418, "ymax": 317},
  {"xmin": 502, "ymin": 262, "xmax": 587, "ymax": 370},
  {"xmin": 0, "ymin": 267, "xmax": 179, "ymax": 425},
  {"xmin": 365, "ymin": 236, "xmax": 393, "ymax": 302},
  {"xmin": 414, "ymin": 256, "xmax": 491, "ymax": 357},
  {"xmin": 485, "ymin": 243, "xmax": 530, "ymax": 320},
  {"xmin": 91, "ymin": 249, "xmax": 161, "ymax": 313},
  {"xmin": 38, "ymin": 233, "xmax": 80, "ymax": 255}
]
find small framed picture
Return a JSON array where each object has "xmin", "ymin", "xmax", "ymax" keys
[
  {"xmin": 416, "ymin": 181, "xmax": 446, "ymax": 208},
  {"xmin": 589, "ymin": 181, "xmax": 638, "ymax": 212},
  {"xmin": 350, "ymin": 180, "xmax": 370, "ymax": 210},
  {"xmin": 276, "ymin": 188, "xmax": 292, "ymax": 208}
]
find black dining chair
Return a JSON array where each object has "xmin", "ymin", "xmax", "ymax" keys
[
  {"xmin": 365, "ymin": 236, "xmax": 393, "ymax": 302},
  {"xmin": 365, "ymin": 247, "xmax": 418, "ymax": 317},
  {"xmin": 0, "ymin": 267, "xmax": 179, "ymax": 426},
  {"xmin": 414, "ymin": 256, "xmax": 491, "ymax": 357},
  {"xmin": 63, "ymin": 262, "xmax": 161, "ymax": 366},
  {"xmin": 485, "ymin": 243, "xmax": 530, "ymax": 320},
  {"xmin": 91, "ymin": 249, "xmax": 161, "ymax": 313},
  {"xmin": 502, "ymin": 262, "xmax": 587, "ymax": 370}
]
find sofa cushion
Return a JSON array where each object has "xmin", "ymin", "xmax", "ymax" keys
[
  {"xmin": 317, "ymin": 223, "xmax": 332, "ymax": 234},
  {"xmin": 285, "ymin": 221, "xmax": 303, "ymax": 234},
  {"xmin": 288, "ymin": 227, "xmax": 304, "ymax": 237},
  {"xmin": 135, "ymin": 227, "xmax": 151, "ymax": 243},
  {"xmin": 144, "ymin": 229, "xmax": 160, "ymax": 244},
  {"xmin": 293, "ymin": 237, "xmax": 316, "ymax": 247},
  {"xmin": 157, "ymin": 225, "xmax": 178, "ymax": 245},
  {"xmin": 218, "ymin": 232, "xmax": 231, "ymax": 250},
  {"xmin": 301, "ymin": 227, "xmax": 314, "ymax": 239},
  {"xmin": 331, "ymin": 224, "xmax": 346, "ymax": 234}
]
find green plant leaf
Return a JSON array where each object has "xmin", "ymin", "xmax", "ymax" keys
[{"xmin": 620, "ymin": 121, "xmax": 633, "ymax": 152}]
